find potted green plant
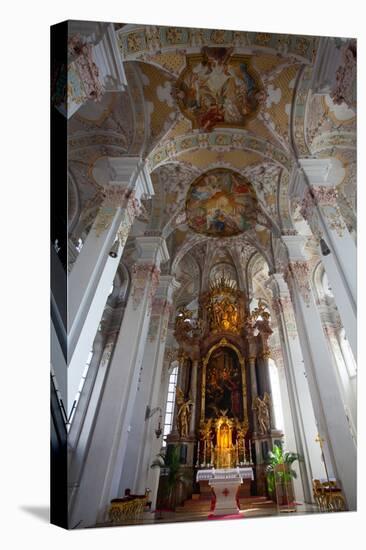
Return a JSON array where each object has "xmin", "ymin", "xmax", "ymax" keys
[
  {"xmin": 265, "ymin": 444, "xmax": 301, "ymax": 506},
  {"xmin": 151, "ymin": 445, "xmax": 189, "ymax": 511}
]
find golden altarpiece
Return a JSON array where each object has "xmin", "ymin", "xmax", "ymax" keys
[{"xmin": 164, "ymin": 275, "xmax": 283, "ymax": 502}]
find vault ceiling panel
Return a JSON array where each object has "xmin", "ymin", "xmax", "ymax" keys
[
  {"xmin": 263, "ymin": 63, "xmax": 301, "ymax": 144},
  {"xmin": 177, "ymin": 149, "xmax": 263, "ymax": 170},
  {"xmin": 138, "ymin": 62, "xmax": 178, "ymax": 149}
]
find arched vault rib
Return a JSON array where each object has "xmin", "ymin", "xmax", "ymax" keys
[
  {"xmin": 147, "ymin": 130, "xmax": 292, "ymax": 173},
  {"xmin": 116, "ymin": 25, "xmax": 319, "ymax": 68},
  {"xmin": 171, "ymin": 232, "xmax": 274, "ymax": 282}
]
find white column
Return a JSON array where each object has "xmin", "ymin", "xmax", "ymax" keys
[
  {"xmin": 282, "ymin": 235, "xmax": 357, "ymax": 510},
  {"xmin": 65, "ymin": 23, "xmax": 127, "ymax": 118},
  {"xmin": 298, "ymin": 159, "xmax": 356, "ymax": 358},
  {"xmin": 270, "ymin": 347, "xmax": 305, "ymax": 503},
  {"xmin": 67, "ymin": 157, "xmax": 154, "ymax": 415},
  {"xmin": 310, "ymin": 36, "xmax": 343, "ymax": 94},
  {"xmin": 119, "ymin": 276, "xmax": 179, "ymax": 494},
  {"xmin": 189, "ymin": 359, "xmax": 199, "ymax": 435},
  {"xmin": 146, "ymin": 355, "xmax": 174, "ymax": 510},
  {"xmin": 69, "ymin": 236, "xmax": 168, "ymax": 528},
  {"xmin": 267, "ymin": 271, "xmax": 324, "ymax": 501}
]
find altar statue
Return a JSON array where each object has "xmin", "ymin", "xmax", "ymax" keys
[
  {"xmin": 252, "ymin": 393, "xmax": 271, "ymax": 435},
  {"xmin": 176, "ymin": 388, "xmax": 193, "ymax": 438}
]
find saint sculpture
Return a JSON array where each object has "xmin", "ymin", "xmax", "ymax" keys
[
  {"xmin": 252, "ymin": 392, "xmax": 271, "ymax": 435},
  {"xmin": 176, "ymin": 387, "xmax": 193, "ymax": 438}
]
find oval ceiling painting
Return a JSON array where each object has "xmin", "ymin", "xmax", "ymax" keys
[
  {"xmin": 174, "ymin": 47, "xmax": 265, "ymax": 132},
  {"xmin": 186, "ymin": 168, "xmax": 258, "ymax": 237}
]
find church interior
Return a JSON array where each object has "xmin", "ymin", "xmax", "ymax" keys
[{"xmin": 51, "ymin": 20, "xmax": 357, "ymax": 528}]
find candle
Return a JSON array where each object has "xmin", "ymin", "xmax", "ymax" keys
[
  {"xmin": 243, "ymin": 440, "xmax": 246, "ymax": 464},
  {"xmin": 196, "ymin": 440, "xmax": 200, "ymax": 467},
  {"xmin": 249, "ymin": 440, "xmax": 253, "ymax": 463}
]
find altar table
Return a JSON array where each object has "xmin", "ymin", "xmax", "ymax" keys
[{"xmin": 197, "ymin": 468, "xmax": 254, "ymax": 515}]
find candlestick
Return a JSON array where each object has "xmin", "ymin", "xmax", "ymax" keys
[
  {"xmin": 195, "ymin": 440, "xmax": 200, "ymax": 467},
  {"xmin": 203, "ymin": 440, "xmax": 207, "ymax": 467},
  {"xmin": 243, "ymin": 439, "xmax": 246, "ymax": 464},
  {"xmin": 249, "ymin": 440, "xmax": 253, "ymax": 463}
]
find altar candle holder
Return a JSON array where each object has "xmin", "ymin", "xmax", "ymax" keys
[
  {"xmin": 203, "ymin": 440, "xmax": 207, "ymax": 467},
  {"xmin": 243, "ymin": 440, "xmax": 247, "ymax": 465},
  {"xmin": 195, "ymin": 440, "xmax": 200, "ymax": 467},
  {"xmin": 249, "ymin": 440, "xmax": 253, "ymax": 463}
]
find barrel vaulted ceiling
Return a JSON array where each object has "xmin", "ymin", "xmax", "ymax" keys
[{"xmin": 67, "ymin": 23, "xmax": 356, "ymax": 295}]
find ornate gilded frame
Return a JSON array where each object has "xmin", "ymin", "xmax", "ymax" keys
[{"xmin": 201, "ymin": 337, "xmax": 247, "ymax": 422}]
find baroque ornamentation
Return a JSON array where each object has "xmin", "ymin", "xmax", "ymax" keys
[
  {"xmin": 272, "ymin": 296, "xmax": 298, "ymax": 340},
  {"xmin": 252, "ymin": 393, "xmax": 271, "ymax": 435},
  {"xmin": 287, "ymin": 261, "xmax": 312, "ymax": 307},
  {"xmin": 176, "ymin": 387, "xmax": 193, "ymax": 438},
  {"xmin": 311, "ymin": 187, "xmax": 346, "ymax": 237},
  {"xmin": 67, "ymin": 34, "xmax": 104, "ymax": 103},
  {"xmin": 292, "ymin": 65, "xmax": 313, "ymax": 156},
  {"xmin": 94, "ymin": 206, "xmax": 117, "ymax": 237},
  {"xmin": 206, "ymin": 276, "xmax": 244, "ymax": 334},
  {"xmin": 147, "ymin": 315, "xmax": 160, "ymax": 342},
  {"xmin": 174, "ymin": 47, "xmax": 265, "ymax": 132},
  {"xmin": 102, "ymin": 186, "xmax": 130, "ymax": 208},
  {"xmin": 186, "ymin": 168, "xmax": 258, "ymax": 237},
  {"xmin": 94, "ymin": 189, "xmax": 141, "ymax": 239},
  {"xmin": 131, "ymin": 262, "xmax": 161, "ymax": 310},
  {"xmin": 300, "ymin": 186, "xmax": 347, "ymax": 239},
  {"xmin": 147, "ymin": 131, "xmax": 291, "ymax": 172},
  {"xmin": 331, "ymin": 39, "xmax": 357, "ymax": 110},
  {"xmin": 117, "ymin": 26, "xmax": 317, "ymax": 64}
]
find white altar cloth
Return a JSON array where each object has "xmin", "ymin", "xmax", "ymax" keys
[
  {"xmin": 196, "ymin": 468, "xmax": 254, "ymax": 516},
  {"xmin": 196, "ymin": 467, "xmax": 254, "ymax": 482}
]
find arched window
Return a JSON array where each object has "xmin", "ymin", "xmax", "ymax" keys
[
  {"xmin": 68, "ymin": 349, "xmax": 94, "ymax": 428},
  {"xmin": 269, "ymin": 359, "xmax": 284, "ymax": 432},
  {"xmin": 339, "ymin": 327, "xmax": 357, "ymax": 378},
  {"xmin": 162, "ymin": 365, "xmax": 178, "ymax": 445}
]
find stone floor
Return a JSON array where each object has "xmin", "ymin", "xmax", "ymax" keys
[{"xmin": 96, "ymin": 498, "xmax": 321, "ymax": 528}]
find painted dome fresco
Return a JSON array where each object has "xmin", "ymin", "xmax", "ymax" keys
[
  {"xmin": 174, "ymin": 47, "xmax": 265, "ymax": 132},
  {"xmin": 186, "ymin": 168, "xmax": 258, "ymax": 237}
]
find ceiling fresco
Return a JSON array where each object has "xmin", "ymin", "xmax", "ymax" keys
[
  {"xmin": 186, "ymin": 168, "xmax": 258, "ymax": 237},
  {"xmin": 67, "ymin": 23, "xmax": 356, "ymax": 299},
  {"xmin": 174, "ymin": 47, "xmax": 265, "ymax": 132}
]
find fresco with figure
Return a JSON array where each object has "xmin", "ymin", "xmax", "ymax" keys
[
  {"xmin": 52, "ymin": 19, "xmax": 356, "ymax": 529},
  {"xmin": 205, "ymin": 347, "xmax": 243, "ymax": 420},
  {"xmin": 186, "ymin": 168, "xmax": 258, "ymax": 237},
  {"xmin": 175, "ymin": 47, "xmax": 265, "ymax": 131}
]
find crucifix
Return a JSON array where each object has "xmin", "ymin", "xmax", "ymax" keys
[{"xmin": 315, "ymin": 434, "xmax": 330, "ymax": 485}]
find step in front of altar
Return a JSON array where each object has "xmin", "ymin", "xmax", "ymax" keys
[
  {"xmin": 197, "ymin": 477, "xmax": 252, "ymax": 498},
  {"xmin": 176, "ymin": 495, "xmax": 273, "ymax": 513}
]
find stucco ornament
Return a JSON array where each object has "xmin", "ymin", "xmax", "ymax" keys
[
  {"xmin": 331, "ymin": 39, "xmax": 356, "ymax": 110},
  {"xmin": 287, "ymin": 261, "xmax": 312, "ymax": 307},
  {"xmin": 131, "ymin": 262, "xmax": 161, "ymax": 310},
  {"xmin": 68, "ymin": 34, "xmax": 104, "ymax": 103}
]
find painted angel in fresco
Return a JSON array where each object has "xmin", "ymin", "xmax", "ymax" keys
[{"xmin": 176, "ymin": 47, "xmax": 264, "ymax": 131}]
